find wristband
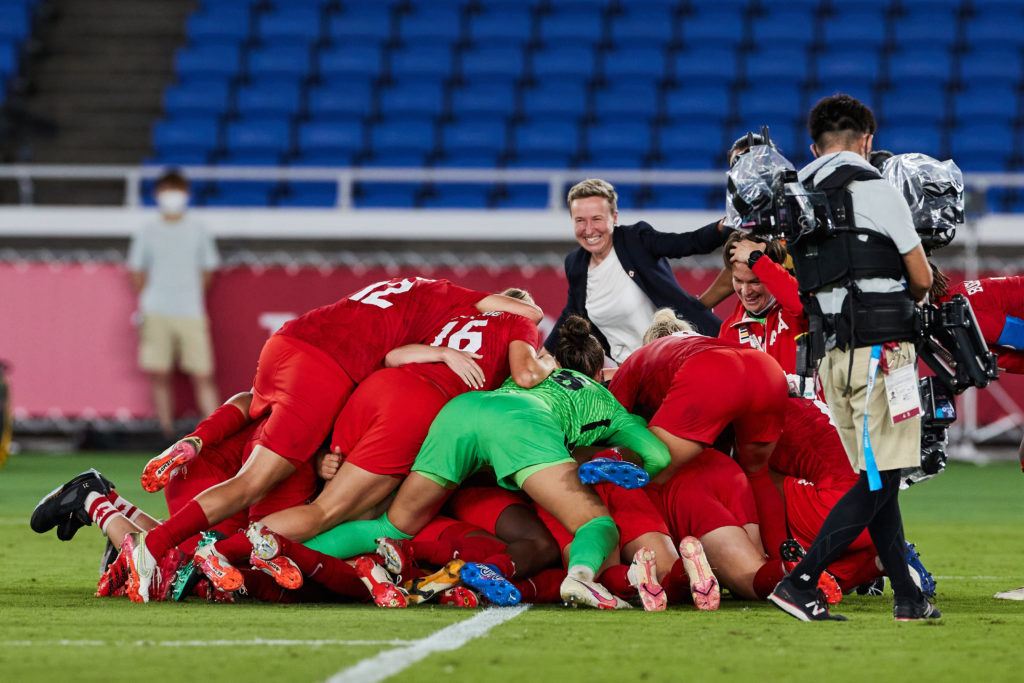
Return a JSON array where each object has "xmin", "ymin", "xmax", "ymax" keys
[{"xmin": 747, "ymin": 250, "xmax": 764, "ymax": 269}]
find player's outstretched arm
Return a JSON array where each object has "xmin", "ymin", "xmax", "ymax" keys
[
  {"xmin": 507, "ymin": 341, "xmax": 557, "ymax": 389},
  {"xmin": 385, "ymin": 344, "xmax": 485, "ymax": 389},
  {"xmin": 475, "ymin": 293, "xmax": 544, "ymax": 323}
]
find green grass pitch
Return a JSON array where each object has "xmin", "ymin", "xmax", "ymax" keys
[{"xmin": 1, "ymin": 452, "xmax": 1022, "ymax": 683}]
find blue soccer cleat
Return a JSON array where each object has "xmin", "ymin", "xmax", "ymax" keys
[
  {"xmin": 578, "ymin": 457, "xmax": 649, "ymax": 489},
  {"xmin": 905, "ymin": 541, "xmax": 936, "ymax": 598},
  {"xmin": 459, "ymin": 562, "xmax": 521, "ymax": 606}
]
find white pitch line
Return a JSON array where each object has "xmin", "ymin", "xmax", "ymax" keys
[
  {"xmin": 325, "ymin": 605, "xmax": 531, "ymax": 683},
  {"xmin": 933, "ymin": 576, "xmax": 1015, "ymax": 580},
  {"xmin": 0, "ymin": 638, "xmax": 416, "ymax": 648}
]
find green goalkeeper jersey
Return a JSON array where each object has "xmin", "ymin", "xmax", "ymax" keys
[{"xmin": 497, "ymin": 368, "xmax": 670, "ymax": 475}]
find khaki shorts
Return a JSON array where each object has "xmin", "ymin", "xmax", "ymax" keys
[
  {"xmin": 138, "ymin": 314, "xmax": 214, "ymax": 375},
  {"xmin": 820, "ymin": 341, "xmax": 921, "ymax": 473}
]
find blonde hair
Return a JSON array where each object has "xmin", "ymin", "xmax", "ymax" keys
[
  {"xmin": 500, "ymin": 287, "xmax": 535, "ymax": 305},
  {"xmin": 567, "ymin": 178, "xmax": 618, "ymax": 214},
  {"xmin": 643, "ymin": 308, "xmax": 694, "ymax": 345}
]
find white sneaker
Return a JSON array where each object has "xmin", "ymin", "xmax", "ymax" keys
[
  {"xmin": 626, "ymin": 547, "xmax": 667, "ymax": 611},
  {"xmin": 994, "ymin": 586, "xmax": 1024, "ymax": 600},
  {"xmin": 245, "ymin": 521, "xmax": 280, "ymax": 561},
  {"xmin": 560, "ymin": 575, "xmax": 631, "ymax": 610},
  {"xmin": 123, "ymin": 531, "xmax": 158, "ymax": 603}
]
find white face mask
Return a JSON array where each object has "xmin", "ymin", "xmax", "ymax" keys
[{"xmin": 157, "ymin": 189, "xmax": 189, "ymax": 216}]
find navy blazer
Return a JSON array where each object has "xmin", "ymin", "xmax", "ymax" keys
[{"xmin": 544, "ymin": 220, "xmax": 727, "ymax": 355}]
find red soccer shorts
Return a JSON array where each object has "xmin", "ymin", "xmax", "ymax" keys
[
  {"xmin": 594, "ymin": 482, "xmax": 670, "ymax": 546},
  {"xmin": 332, "ymin": 368, "xmax": 450, "ymax": 477},
  {"xmin": 412, "ymin": 515, "xmax": 487, "ymax": 543},
  {"xmin": 447, "ymin": 485, "xmax": 529, "ymax": 535},
  {"xmin": 249, "ymin": 334, "xmax": 355, "ymax": 466},
  {"xmin": 651, "ymin": 347, "xmax": 787, "ymax": 446},
  {"xmin": 784, "ymin": 476, "xmax": 873, "ymax": 555},
  {"xmin": 657, "ymin": 448, "xmax": 758, "ymax": 540}
]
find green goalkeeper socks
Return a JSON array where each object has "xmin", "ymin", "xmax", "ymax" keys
[
  {"xmin": 304, "ymin": 512, "xmax": 412, "ymax": 559},
  {"xmin": 566, "ymin": 515, "xmax": 619, "ymax": 575}
]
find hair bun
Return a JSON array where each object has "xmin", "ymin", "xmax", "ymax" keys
[{"xmin": 560, "ymin": 315, "xmax": 593, "ymax": 343}]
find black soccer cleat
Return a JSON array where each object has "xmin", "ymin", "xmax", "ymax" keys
[
  {"xmin": 894, "ymin": 595, "xmax": 942, "ymax": 621},
  {"xmin": 768, "ymin": 576, "xmax": 848, "ymax": 622},
  {"xmin": 30, "ymin": 468, "xmax": 114, "ymax": 540}
]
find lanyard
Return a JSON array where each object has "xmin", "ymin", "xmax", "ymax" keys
[{"xmin": 861, "ymin": 345, "xmax": 883, "ymax": 491}]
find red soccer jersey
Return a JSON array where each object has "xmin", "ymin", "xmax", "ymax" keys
[
  {"xmin": 406, "ymin": 311, "xmax": 541, "ymax": 398},
  {"xmin": 608, "ymin": 331, "xmax": 742, "ymax": 421},
  {"xmin": 945, "ymin": 277, "xmax": 1024, "ymax": 373},
  {"xmin": 770, "ymin": 398, "xmax": 857, "ymax": 487},
  {"xmin": 276, "ymin": 277, "xmax": 486, "ymax": 383}
]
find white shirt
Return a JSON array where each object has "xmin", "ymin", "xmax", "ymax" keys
[
  {"xmin": 797, "ymin": 151, "xmax": 921, "ymax": 316},
  {"xmin": 127, "ymin": 215, "xmax": 220, "ymax": 318},
  {"xmin": 585, "ymin": 247, "xmax": 657, "ymax": 363}
]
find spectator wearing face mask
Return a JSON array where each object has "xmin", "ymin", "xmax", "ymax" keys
[{"xmin": 127, "ymin": 169, "xmax": 221, "ymax": 439}]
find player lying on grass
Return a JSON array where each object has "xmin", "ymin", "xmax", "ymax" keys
[
  {"xmin": 244, "ymin": 316, "xmax": 670, "ymax": 610},
  {"xmin": 122, "ymin": 276, "xmax": 542, "ymax": 602}
]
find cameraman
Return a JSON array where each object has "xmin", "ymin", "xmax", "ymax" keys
[{"xmin": 768, "ymin": 95, "xmax": 938, "ymax": 622}]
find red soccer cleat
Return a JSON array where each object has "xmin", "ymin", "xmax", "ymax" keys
[
  {"xmin": 354, "ymin": 555, "xmax": 407, "ymax": 608},
  {"xmin": 251, "ymin": 553, "xmax": 303, "ymax": 590},
  {"xmin": 141, "ymin": 437, "xmax": 201, "ymax": 493},
  {"xmin": 194, "ymin": 543, "xmax": 243, "ymax": 593},
  {"xmin": 376, "ymin": 537, "xmax": 416, "ymax": 577},
  {"xmin": 152, "ymin": 548, "xmax": 188, "ymax": 602},
  {"xmin": 439, "ymin": 586, "xmax": 479, "ymax": 608},
  {"xmin": 95, "ymin": 544, "xmax": 131, "ymax": 598}
]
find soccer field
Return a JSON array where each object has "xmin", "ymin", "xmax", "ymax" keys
[{"xmin": 2, "ymin": 452, "xmax": 1023, "ymax": 683}]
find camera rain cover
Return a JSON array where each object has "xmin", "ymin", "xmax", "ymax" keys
[
  {"xmin": 725, "ymin": 144, "xmax": 796, "ymax": 231},
  {"xmin": 881, "ymin": 153, "xmax": 964, "ymax": 250}
]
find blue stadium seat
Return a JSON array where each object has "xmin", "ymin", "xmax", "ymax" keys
[
  {"xmin": 225, "ymin": 117, "xmax": 292, "ymax": 156},
  {"xmin": 806, "ymin": 81, "xmax": 879, "ymax": 112},
  {"xmin": 511, "ymin": 120, "xmax": 580, "ymax": 167},
  {"xmin": 591, "ymin": 82, "xmax": 660, "ymax": 122},
  {"xmin": 421, "ymin": 184, "xmax": 492, "ymax": 208},
  {"xmin": 0, "ymin": 40, "xmax": 18, "ymax": 79},
  {"xmin": 644, "ymin": 186, "xmax": 718, "ymax": 210},
  {"xmin": 892, "ymin": 8, "xmax": 959, "ymax": 48},
  {"xmin": 750, "ymin": 6, "xmax": 819, "ymax": 48},
  {"xmin": 950, "ymin": 122, "xmax": 1015, "ymax": 170},
  {"xmin": 887, "ymin": 50, "xmax": 954, "ymax": 86},
  {"xmin": 958, "ymin": 47, "xmax": 1022, "ymax": 86},
  {"xmin": 369, "ymin": 118, "xmax": 437, "ymax": 158},
  {"xmin": 434, "ymin": 149, "xmax": 504, "ymax": 168},
  {"xmin": 389, "ymin": 45, "xmax": 454, "ymax": 81},
  {"xmin": 440, "ymin": 119, "xmax": 508, "ymax": 157},
  {"xmin": 450, "ymin": 83, "xmax": 517, "ymax": 120},
  {"xmin": 538, "ymin": 10, "xmax": 605, "ymax": 47},
  {"xmin": 881, "ymin": 123, "xmax": 943, "ymax": 157},
  {"xmin": 879, "ymin": 85, "xmax": 947, "ymax": 125},
  {"xmin": 297, "ymin": 119, "xmax": 364, "ymax": 158},
  {"xmin": 663, "ymin": 84, "xmax": 731, "ymax": 123},
  {"xmin": 520, "ymin": 81, "xmax": 588, "ymax": 121},
  {"xmin": 378, "ymin": 81, "xmax": 446, "ymax": 118},
  {"xmin": 601, "ymin": 46, "xmax": 668, "ymax": 83},
  {"xmin": 163, "ymin": 79, "xmax": 231, "ymax": 116},
  {"xmin": 467, "ymin": 6, "xmax": 535, "ymax": 46},
  {"xmin": 398, "ymin": 5, "xmax": 464, "ymax": 44},
  {"xmin": 672, "ymin": 48, "xmax": 739, "ymax": 83},
  {"xmin": 584, "ymin": 121, "xmax": 652, "ymax": 168},
  {"xmin": 953, "ymin": 84, "xmax": 1019, "ymax": 125},
  {"xmin": 460, "ymin": 46, "xmax": 526, "ymax": 82},
  {"xmin": 531, "ymin": 46, "xmax": 598, "ymax": 81},
  {"xmin": 247, "ymin": 44, "xmax": 311, "ymax": 79},
  {"xmin": 821, "ymin": 8, "xmax": 889, "ymax": 48},
  {"xmin": 734, "ymin": 83, "xmax": 803, "ymax": 122},
  {"xmin": 186, "ymin": 6, "xmax": 251, "ymax": 45},
  {"xmin": 202, "ymin": 181, "xmax": 278, "ymax": 207},
  {"xmin": 318, "ymin": 42, "xmax": 384, "ymax": 80},
  {"xmin": 307, "ymin": 80, "xmax": 374, "ymax": 119},
  {"xmin": 608, "ymin": 6, "xmax": 677, "ymax": 47},
  {"xmin": 176, "ymin": 43, "xmax": 242, "ymax": 78},
  {"xmin": 744, "ymin": 47, "xmax": 811, "ymax": 85},
  {"xmin": 152, "ymin": 116, "xmax": 221, "ymax": 157},
  {"xmin": 278, "ymin": 182, "xmax": 337, "ymax": 207},
  {"xmin": 965, "ymin": 12, "xmax": 1024, "ymax": 45},
  {"xmin": 493, "ymin": 184, "xmax": 548, "ymax": 208},
  {"xmin": 0, "ymin": 8, "xmax": 29, "ymax": 39},
  {"xmin": 354, "ymin": 182, "xmax": 422, "ymax": 207},
  {"xmin": 816, "ymin": 48, "xmax": 882, "ymax": 85},
  {"xmin": 326, "ymin": 7, "xmax": 393, "ymax": 43},
  {"xmin": 255, "ymin": 7, "xmax": 322, "ymax": 43},
  {"xmin": 679, "ymin": 8, "xmax": 747, "ymax": 48},
  {"xmin": 657, "ymin": 123, "xmax": 725, "ymax": 169},
  {"xmin": 235, "ymin": 79, "xmax": 301, "ymax": 116}
]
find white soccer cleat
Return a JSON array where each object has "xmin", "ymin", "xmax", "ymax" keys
[
  {"xmin": 245, "ymin": 521, "xmax": 280, "ymax": 561},
  {"xmin": 123, "ymin": 531, "xmax": 158, "ymax": 603},
  {"xmin": 994, "ymin": 586, "xmax": 1024, "ymax": 601},
  {"xmin": 560, "ymin": 575, "xmax": 631, "ymax": 610},
  {"xmin": 626, "ymin": 546, "xmax": 667, "ymax": 611}
]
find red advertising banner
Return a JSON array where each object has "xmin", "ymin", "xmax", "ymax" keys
[{"xmin": 2, "ymin": 262, "xmax": 1022, "ymax": 435}]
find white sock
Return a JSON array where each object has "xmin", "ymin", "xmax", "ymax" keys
[
  {"xmin": 85, "ymin": 492, "xmax": 120, "ymax": 536},
  {"xmin": 109, "ymin": 492, "xmax": 145, "ymax": 524}
]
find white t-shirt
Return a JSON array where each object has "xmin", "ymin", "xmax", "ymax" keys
[
  {"xmin": 585, "ymin": 247, "xmax": 657, "ymax": 363},
  {"xmin": 797, "ymin": 151, "xmax": 921, "ymax": 316},
  {"xmin": 127, "ymin": 215, "xmax": 220, "ymax": 318}
]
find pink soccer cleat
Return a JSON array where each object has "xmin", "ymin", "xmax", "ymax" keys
[
  {"xmin": 141, "ymin": 437, "xmax": 201, "ymax": 492},
  {"xmin": 626, "ymin": 546, "xmax": 667, "ymax": 611},
  {"xmin": 679, "ymin": 536, "xmax": 720, "ymax": 611}
]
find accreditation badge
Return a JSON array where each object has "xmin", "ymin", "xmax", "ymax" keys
[{"xmin": 883, "ymin": 364, "xmax": 922, "ymax": 424}]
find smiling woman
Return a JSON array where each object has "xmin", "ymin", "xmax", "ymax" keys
[{"xmin": 545, "ymin": 178, "xmax": 730, "ymax": 364}]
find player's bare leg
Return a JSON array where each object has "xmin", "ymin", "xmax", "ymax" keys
[
  {"xmin": 385, "ymin": 473, "xmax": 455, "ymax": 536},
  {"xmin": 493, "ymin": 504, "xmax": 561, "ymax": 578},
  {"xmin": 621, "ymin": 531, "xmax": 680, "ymax": 581},
  {"xmin": 698, "ymin": 525, "xmax": 768, "ymax": 600},
  {"xmin": 193, "ymin": 445, "xmax": 296, "ymax": 522},
  {"xmin": 648, "ymin": 428, "xmax": 706, "ymax": 485},
  {"xmin": 258, "ymin": 462, "xmax": 401, "ymax": 541}
]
